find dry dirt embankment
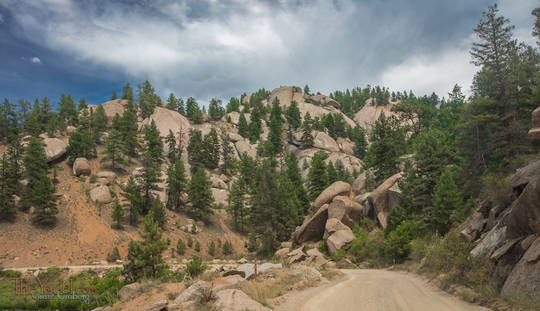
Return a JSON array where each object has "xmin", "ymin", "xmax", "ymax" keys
[{"xmin": 278, "ymin": 269, "xmax": 489, "ymax": 311}]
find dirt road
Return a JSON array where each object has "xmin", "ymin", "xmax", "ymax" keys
[{"xmin": 278, "ymin": 269, "xmax": 489, "ymax": 311}]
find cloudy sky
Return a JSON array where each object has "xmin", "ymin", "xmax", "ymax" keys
[{"xmin": 0, "ymin": 0, "xmax": 538, "ymax": 107}]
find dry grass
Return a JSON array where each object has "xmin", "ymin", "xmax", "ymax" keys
[
  {"xmin": 319, "ymin": 267, "xmax": 344, "ymax": 280},
  {"xmin": 240, "ymin": 274, "xmax": 303, "ymax": 306}
]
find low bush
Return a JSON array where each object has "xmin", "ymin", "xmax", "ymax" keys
[{"xmin": 185, "ymin": 255, "xmax": 206, "ymax": 278}]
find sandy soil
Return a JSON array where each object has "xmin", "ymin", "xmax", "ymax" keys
[
  {"xmin": 277, "ymin": 269, "xmax": 490, "ymax": 311},
  {"xmin": 0, "ymin": 150, "xmax": 247, "ymax": 268}
]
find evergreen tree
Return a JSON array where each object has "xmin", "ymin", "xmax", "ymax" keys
[
  {"xmin": 111, "ymin": 91, "xmax": 117, "ymax": 100},
  {"xmin": 202, "ymin": 128, "xmax": 220, "ymax": 169},
  {"xmin": 220, "ymin": 132, "xmax": 235, "ymax": 176},
  {"xmin": 227, "ymin": 178, "xmax": 248, "ymax": 232},
  {"xmin": 533, "ymin": 7, "xmax": 540, "ymax": 45},
  {"xmin": 58, "ymin": 94, "xmax": 78, "ymax": 126},
  {"xmin": 429, "ymin": 166, "xmax": 464, "ymax": 235},
  {"xmin": 249, "ymin": 106, "xmax": 262, "ymax": 143},
  {"xmin": 208, "ymin": 98, "xmax": 224, "ymax": 121},
  {"xmin": 138, "ymin": 80, "xmax": 160, "ymax": 118},
  {"xmin": 300, "ymin": 122, "xmax": 314, "ymax": 149},
  {"xmin": 326, "ymin": 161, "xmax": 338, "ymax": 185},
  {"xmin": 304, "ymin": 84, "xmax": 311, "ymax": 96},
  {"xmin": 364, "ymin": 114, "xmax": 406, "ymax": 183},
  {"xmin": 267, "ymin": 98, "xmax": 284, "ymax": 155},
  {"xmin": 166, "ymin": 160, "xmax": 187, "ymax": 211},
  {"xmin": 18, "ymin": 99, "xmax": 32, "ymax": 131},
  {"xmin": 119, "ymin": 110, "xmax": 139, "ymax": 157},
  {"xmin": 249, "ymin": 160, "xmax": 284, "ymax": 255},
  {"xmin": 138, "ymin": 142, "xmax": 163, "ymax": 215},
  {"xmin": 166, "ymin": 93, "xmax": 178, "ymax": 111},
  {"xmin": 188, "ymin": 167, "xmax": 214, "ymax": 222},
  {"xmin": 101, "ymin": 129, "xmax": 128, "ymax": 170},
  {"xmin": 123, "ymin": 214, "xmax": 169, "ymax": 282},
  {"xmin": 0, "ymin": 99, "xmax": 19, "ymax": 143},
  {"xmin": 177, "ymin": 239, "xmax": 186, "ymax": 255},
  {"xmin": 111, "ymin": 199, "xmax": 124, "ymax": 229},
  {"xmin": 122, "ymin": 176, "xmax": 143, "ymax": 225},
  {"xmin": 148, "ymin": 198, "xmax": 166, "ymax": 228},
  {"xmin": 208, "ymin": 241, "xmax": 216, "ymax": 257},
  {"xmin": 188, "ymin": 129, "xmax": 205, "ymax": 173},
  {"xmin": 285, "ymin": 153, "xmax": 309, "ymax": 214},
  {"xmin": 351, "ymin": 126, "xmax": 367, "ymax": 159},
  {"xmin": 238, "ymin": 113, "xmax": 249, "ymax": 138},
  {"xmin": 66, "ymin": 128, "xmax": 95, "ymax": 166},
  {"xmin": 121, "ymin": 83, "xmax": 135, "ymax": 103},
  {"xmin": 285, "ymin": 100, "xmax": 301, "ymax": 130},
  {"xmin": 165, "ymin": 130, "xmax": 178, "ymax": 163},
  {"xmin": 177, "ymin": 98, "xmax": 185, "ymax": 115},
  {"xmin": 308, "ymin": 151, "xmax": 328, "ymax": 201},
  {"xmin": 21, "ymin": 137, "xmax": 57, "ymax": 226},
  {"xmin": 143, "ymin": 120, "xmax": 164, "ymax": 167},
  {"xmin": 0, "ymin": 154, "xmax": 16, "ymax": 221},
  {"xmin": 93, "ymin": 104, "xmax": 108, "ymax": 143},
  {"xmin": 185, "ymin": 97, "xmax": 203, "ymax": 124},
  {"xmin": 226, "ymin": 97, "xmax": 240, "ymax": 113}
]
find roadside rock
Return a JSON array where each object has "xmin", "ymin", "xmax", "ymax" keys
[
  {"xmin": 293, "ymin": 204, "xmax": 329, "ymax": 243},
  {"xmin": 324, "ymin": 218, "xmax": 350, "ymax": 240},
  {"xmin": 287, "ymin": 246, "xmax": 307, "ymax": 265},
  {"xmin": 89, "ymin": 185, "xmax": 112, "ymax": 204},
  {"xmin": 305, "ymin": 248, "xmax": 328, "ymax": 267},
  {"xmin": 275, "ymin": 247, "xmax": 290, "ymax": 258},
  {"xmin": 43, "ymin": 137, "xmax": 67, "ymax": 162},
  {"xmin": 214, "ymin": 289, "xmax": 271, "ymax": 311},
  {"xmin": 141, "ymin": 300, "xmax": 167, "ymax": 311},
  {"xmin": 289, "ymin": 265, "xmax": 322, "ymax": 282},
  {"xmin": 174, "ymin": 280, "xmax": 210, "ymax": 305},
  {"xmin": 312, "ymin": 181, "xmax": 351, "ymax": 212},
  {"xmin": 501, "ymin": 236, "xmax": 540, "ymax": 297},
  {"xmin": 326, "ymin": 225, "xmax": 355, "ymax": 255},
  {"xmin": 505, "ymin": 174, "xmax": 540, "ymax": 238},
  {"xmin": 73, "ymin": 158, "xmax": 91, "ymax": 176},
  {"xmin": 118, "ymin": 283, "xmax": 142, "ymax": 301},
  {"xmin": 470, "ymin": 224, "xmax": 507, "ymax": 258},
  {"xmin": 236, "ymin": 263, "xmax": 282, "ymax": 280}
]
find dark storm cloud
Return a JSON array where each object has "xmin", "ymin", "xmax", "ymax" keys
[{"xmin": 0, "ymin": 0, "xmax": 537, "ymax": 105}]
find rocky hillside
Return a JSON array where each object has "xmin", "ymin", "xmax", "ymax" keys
[{"xmin": 0, "ymin": 85, "xmax": 384, "ymax": 268}]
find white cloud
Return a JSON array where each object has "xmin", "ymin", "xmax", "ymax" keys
[
  {"xmin": 30, "ymin": 57, "xmax": 41, "ymax": 64},
  {"xmin": 3, "ymin": 0, "xmax": 537, "ymax": 100},
  {"xmin": 379, "ymin": 38, "xmax": 476, "ymax": 98}
]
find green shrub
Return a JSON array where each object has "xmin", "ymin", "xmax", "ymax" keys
[
  {"xmin": 208, "ymin": 241, "xmax": 216, "ymax": 257},
  {"xmin": 194, "ymin": 241, "xmax": 201, "ymax": 252},
  {"xmin": 187, "ymin": 236, "xmax": 193, "ymax": 247},
  {"xmin": 347, "ymin": 227, "xmax": 386, "ymax": 266},
  {"xmin": 177, "ymin": 239, "xmax": 186, "ymax": 255},
  {"xmin": 384, "ymin": 220, "xmax": 422, "ymax": 263},
  {"xmin": 185, "ymin": 255, "xmax": 206, "ymax": 278},
  {"xmin": 89, "ymin": 174, "xmax": 97, "ymax": 183},
  {"xmin": 222, "ymin": 241, "xmax": 233, "ymax": 255}
]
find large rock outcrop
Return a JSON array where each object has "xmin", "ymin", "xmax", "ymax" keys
[
  {"xmin": 366, "ymin": 173, "xmax": 403, "ymax": 228},
  {"xmin": 141, "ymin": 106, "xmax": 191, "ymax": 148},
  {"xmin": 313, "ymin": 131, "xmax": 340, "ymax": 153},
  {"xmin": 311, "ymin": 181, "xmax": 351, "ymax": 211},
  {"xmin": 43, "ymin": 138, "xmax": 67, "ymax": 162},
  {"xmin": 501, "ymin": 236, "xmax": 540, "ymax": 297},
  {"xmin": 96, "ymin": 99, "xmax": 127, "ymax": 125},
  {"xmin": 325, "ymin": 220, "xmax": 355, "ymax": 255},
  {"xmin": 505, "ymin": 174, "xmax": 540, "ymax": 238},
  {"xmin": 354, "ymin": 98, "xmax": 399, "ymax": 131},
  {"xmin": 293, "ymin": 204, "xmax": 329, "ymax": 243}
]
